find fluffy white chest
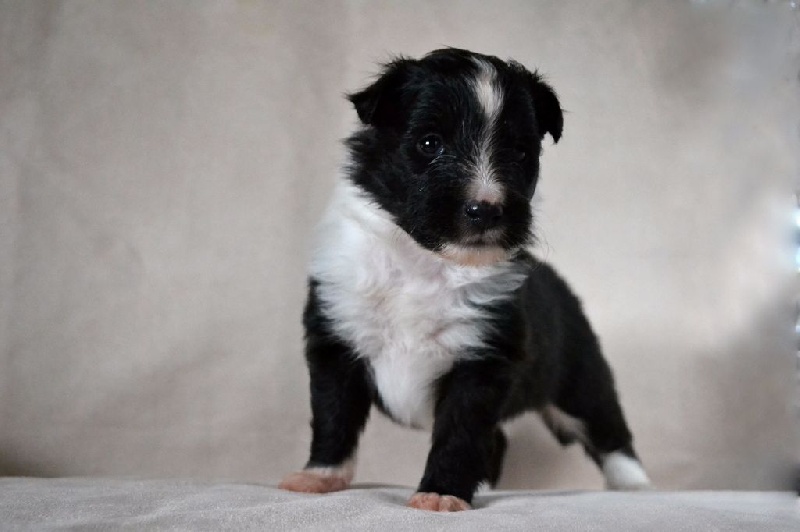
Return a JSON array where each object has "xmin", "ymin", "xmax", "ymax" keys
[
  {"xmin": 329, "ymin": 256, "xmax": 484, "ymax": 429},
  {"xmin": 310, "ymin": 184, "xmax": 526, "ymax": 429}
]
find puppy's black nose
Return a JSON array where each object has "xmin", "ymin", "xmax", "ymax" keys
[{"xmin": 464, "ymin": 201, "xmax": 504, "ymax": 228}]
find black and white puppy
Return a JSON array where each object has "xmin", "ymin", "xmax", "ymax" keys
[{"xmin": 280, "ymin": 48, "xmax": 650, "ymax": 511}]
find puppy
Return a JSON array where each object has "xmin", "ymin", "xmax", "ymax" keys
[{"xmin": 280, "ymin": 48, "xmax": 651, "ymax": 512}]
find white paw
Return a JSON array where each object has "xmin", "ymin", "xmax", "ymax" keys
[{"xmin": 602, "ymin": 451, "xmax": 652, "ymax": 491}]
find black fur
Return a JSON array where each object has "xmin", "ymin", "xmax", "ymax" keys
[
  {"xmin": 344, "ymin": 49, "xmax": 550, "ymax": 254},
  {"xmin": 293, "ymin": 48, "xmax": 644, "ymax": 505},
  {"xmin": 302, "ymin": 280, "xmax": 373, "ymax": 469}
]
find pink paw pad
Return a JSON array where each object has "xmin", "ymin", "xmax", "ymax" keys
[
  {"xmin": 278, "ymin": 471, "xmax": 349, "ymax": 494},
  {"xmin": 407, "ymin": 492, "xmax": 471, "ymax": 512}
]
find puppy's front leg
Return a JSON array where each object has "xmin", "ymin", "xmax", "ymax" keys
[
  {"xmin": 280, "ymin": 286, "xmax": 372, "ymax": 494},
  {"xmin": 409, "ymin": 359, "xmax": 511, "ymax": 512},
  {"xmin": 279, "ymin": 334, "xmax": 371, "ymax": 493}
]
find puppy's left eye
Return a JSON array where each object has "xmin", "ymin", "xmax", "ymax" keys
[
  {"xmin": 512, "ymin": 148, "xmax": 526, "ymax": 162},
  {"xmin": 416, "ymin": 133, "xmax": 444, "ymax": 157}
]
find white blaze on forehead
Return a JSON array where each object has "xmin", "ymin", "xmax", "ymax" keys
[
  {"xmin": 470, "ymin": 59, "xmax": 504, "ymax": 204},
  {"xmin": 471, "ymin": 59, "xmax": 503, "ymax": 122}
]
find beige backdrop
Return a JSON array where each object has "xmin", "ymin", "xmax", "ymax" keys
[{"xmin": 1, "ymin": 0, "xmax": 798, "ymax": 491}]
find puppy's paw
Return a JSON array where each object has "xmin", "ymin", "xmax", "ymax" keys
[
  {"xmin": 602, "ymin": 452, "xmax": 652, "ymax": 491},
  {"xmin": 278, "ymin": 471, "xmax": 349, "ymax": 494},
  {"xmin": 407, "ymin": 492, "xmax": 471, "ymax": 512}
]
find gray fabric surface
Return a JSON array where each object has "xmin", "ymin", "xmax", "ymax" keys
[{"xmin": 0, "ymin": 478, "xmax": 797, "ymax": 531}]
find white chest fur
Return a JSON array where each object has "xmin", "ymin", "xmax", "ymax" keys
[{"xmin": 309, "ymin": 183, "xmax": 526, "ymax": 429}]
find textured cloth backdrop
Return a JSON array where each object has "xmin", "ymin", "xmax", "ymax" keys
[{"xmin": 0, "ymin": 1, "xmax": 797, "ymax": 491}]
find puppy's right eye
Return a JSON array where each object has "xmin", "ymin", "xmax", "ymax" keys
[{"xmin": 416, "ymin": 133, "xmax": 444, "ymax": 157}]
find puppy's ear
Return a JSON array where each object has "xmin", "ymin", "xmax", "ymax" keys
[
  {"xmin": 526, "ymin": 71, "xmax": 563, "ymax": 143},
  {"xmin": 347, "ymin": 58, "xmax": 416, "ymax": 128}
]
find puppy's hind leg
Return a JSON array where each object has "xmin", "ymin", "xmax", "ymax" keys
[
  {"xmin": 540, "ymin": 402, "xmax": 650, "ymax": 490},
  {"xmin": 546, "ymin": 346, "xmax": 651, "ymax": 490},
  {"xmin": 600, "ymin": 448, "xmax": 651, "ymax": 491}
]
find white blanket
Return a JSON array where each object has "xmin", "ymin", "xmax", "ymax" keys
[{"xmin": 0, "ymin": 478, "xmax": 796, "ymax": 531}]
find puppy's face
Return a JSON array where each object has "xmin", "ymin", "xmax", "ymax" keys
[{"xmin": 346, "ymin": 49, "xmax": 563, "ymax": 266}]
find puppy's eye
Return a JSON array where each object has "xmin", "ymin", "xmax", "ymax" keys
[
  {"xmin": 512, "ymin": 145, "xmax": 527, "ymax": 162},
  {"xmin": 416, "ymin": 133, "xmax": 444, "ymax": 157}
]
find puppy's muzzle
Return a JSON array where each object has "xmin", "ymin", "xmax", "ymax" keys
[{"xmin": 464, "ymin": 200, "xmax": 504, "ymax": 230}]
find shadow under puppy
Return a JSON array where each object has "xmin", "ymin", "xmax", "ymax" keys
[{"xmin": 280, "ymin": 48, "xmax": 651, "ymax": 512}]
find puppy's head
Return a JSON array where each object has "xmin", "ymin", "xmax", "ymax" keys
[{"xmin": 346, "ymin": 48, "xmax": 563, "ymax": 266}]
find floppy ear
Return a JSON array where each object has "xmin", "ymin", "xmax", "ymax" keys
[
  {"xmin": 527, "ymin": 72, "xmax": 564, "ymax": 143},
  {"xmin": 347, "ymin": 58, "xmax": 416, "ymax": 128}
]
